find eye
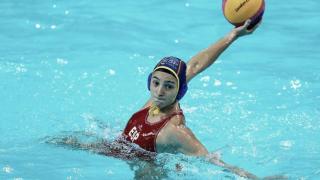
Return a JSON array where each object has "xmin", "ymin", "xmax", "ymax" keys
[
  {"xmin": 165, "ymin": 84, "xmax": 174, "ymax": 90},
  {"xmin": 152, "ymin": 80, "xmax": 159, "ymax": 87}
]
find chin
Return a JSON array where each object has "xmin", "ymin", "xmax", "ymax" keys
[
  {"xmin": 153, "ymin": 101, "xmax": 163, "ymax": 107},
  {"xmin": 152, "ymin": 100, "xmax": 165, "ymax": 109}
]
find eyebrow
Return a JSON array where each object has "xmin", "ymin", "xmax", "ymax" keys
[{"xmin": 152, "ymin": 76, "xmax": 176, "ymax": 85}]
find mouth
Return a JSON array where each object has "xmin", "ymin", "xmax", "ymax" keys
[{"xmin": 153, "ymin": 97, "xmax": 166, "ymax": 102}]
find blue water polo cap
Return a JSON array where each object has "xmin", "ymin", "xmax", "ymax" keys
[{"xmin": 148, "ymin": 56, "xmax": 188, "ymax": 100}]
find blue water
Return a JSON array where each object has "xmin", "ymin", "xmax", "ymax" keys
[{"xmin": 1, "ymin": 0, "xmax": 320, "ymax": 179}]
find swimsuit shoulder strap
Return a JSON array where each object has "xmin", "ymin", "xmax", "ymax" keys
[
  {"xmin": 163, "ymin": 109, "xmax": 184, "ymax": 122},
  {"xmin": 169, "ymin": 110, "xmax": 184, "ymax": 117},
  {"xmin": 133, "ymin": 106, "xmax": 150, "ymax": 115}
]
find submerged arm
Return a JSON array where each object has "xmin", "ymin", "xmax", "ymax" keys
[{"xmin": 170, "ymin": 123, "xmax": 259, "ymax": 179}]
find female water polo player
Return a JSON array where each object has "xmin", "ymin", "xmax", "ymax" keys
[
  {"xmin": 121, "ymin": 19, "xmax": 261, "ymax": 179},
  {"xmin": 47, "ymin": 20, "xmax": 286, "ymax": 179}
]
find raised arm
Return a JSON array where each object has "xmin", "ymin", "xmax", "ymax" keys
[{"xmin": 186, "ymin": 20, "xmax": 259, "ymax": 82}]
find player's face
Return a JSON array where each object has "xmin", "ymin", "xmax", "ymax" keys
[{"xmin": 150, "ymin": 71, "xmax": 178, "ymax": 109}]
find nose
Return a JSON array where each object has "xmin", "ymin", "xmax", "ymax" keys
[{"xmin": 156, "ymin": 85, "xmax": 165, "ymax": 97}]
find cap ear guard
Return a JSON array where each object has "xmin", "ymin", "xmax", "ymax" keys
[
  {"xmin": 176, "ymin": 83, "xmax": 188, "ymax": 100},
  {"xmin": 147, "ymin": 73, "xmax": 152, "ymax": 90}
]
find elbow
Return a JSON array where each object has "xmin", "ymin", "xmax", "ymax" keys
[
  {"xmin": 194, "ymin": 147, "xmax": 209, "ymax": 157},
  {"xmin": 187, "ymin": 64, "xmax": 195, "ymax": 76},
  {"xmin": 181, "ymin": 146, "xmax": 208, "ymax": 157}
]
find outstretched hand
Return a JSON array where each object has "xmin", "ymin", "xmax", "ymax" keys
[{"xmin": 230, "ymin": 19, "xmax": 262, "ymax": 39}]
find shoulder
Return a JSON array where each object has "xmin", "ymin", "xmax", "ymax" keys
[
  {"xmin": 160, "ymin": 110, "xmax": 185, "ymax": 140},
  {"xmin": 168, "ymin": 111, "xmax": 185, "ymax": 126},
  {"xmin": 132, "ymin": 106, "xmax": 149, "ymax": 116},
  {"xmin": 156, "ymin": 111, "xmax": 185, "ymax": 152},
  {"xmin": 168, "ymin": 102, "xmax": 186, "ymax": 126},
  {"xmin": 158, "ymin": 106, "xmax": 185, "ymax": 136}
]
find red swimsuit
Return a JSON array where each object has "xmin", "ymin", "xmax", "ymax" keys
[{"xmin": 122, "ymin": 106, "xmax": 184, "ymax": 152}]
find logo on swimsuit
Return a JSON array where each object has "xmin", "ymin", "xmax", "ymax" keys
[
  {"xmin": 142, "ymin": 132, "xmax": 155, "ymax": 137},
  {"xmin": 128, "ymin": 126, "xmax": 139, "ymax": 142}
]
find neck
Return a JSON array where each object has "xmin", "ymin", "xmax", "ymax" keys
[
  {"xmin": 159, "ymin": 101, "xmax": 177, "ymax": 113},
  {"xmin": 149, "ymin": 101, "xmax": 178, "ymax": 117}
]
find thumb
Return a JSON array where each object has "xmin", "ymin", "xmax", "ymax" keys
[{"xmin": 243, "ymin": 19, "xmax": 252, "ymax": 28}]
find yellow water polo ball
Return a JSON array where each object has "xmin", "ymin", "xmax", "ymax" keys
[{"xmin": 222, "ymin": 0, "xmax": 265, "ymax": 29}]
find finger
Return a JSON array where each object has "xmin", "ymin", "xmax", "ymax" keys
[{"xmin": 243, "ymin": 19, "xmax": 252, "ymax": 28}]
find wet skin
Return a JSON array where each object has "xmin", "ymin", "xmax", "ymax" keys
[{"xmin": 150, "ymin": 71, "xmax": 179, "ymax": 109}]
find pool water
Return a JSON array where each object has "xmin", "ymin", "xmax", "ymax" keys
[{"xmin": 1, "ymin": 0, "xmax": 320, "ymax": 179}]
